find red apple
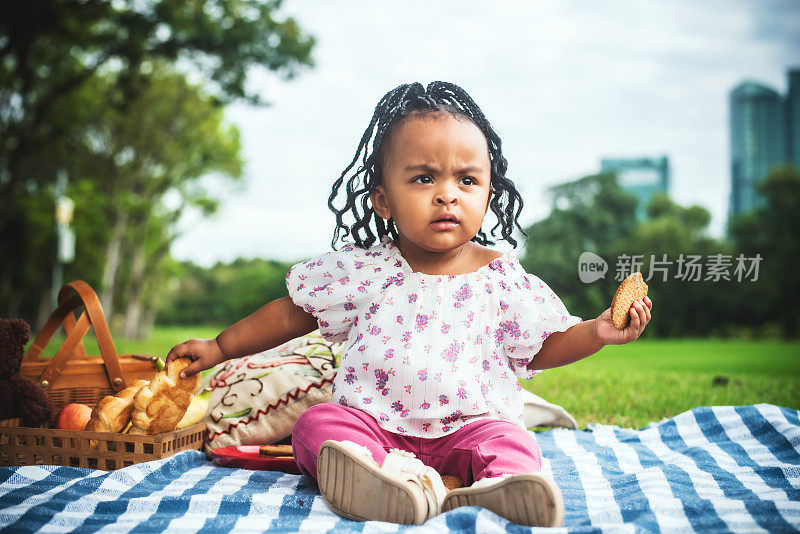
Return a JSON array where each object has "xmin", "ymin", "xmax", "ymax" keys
[{"xmin": 55, "ymin": 403, "xmax": 92, "ymax": 431}]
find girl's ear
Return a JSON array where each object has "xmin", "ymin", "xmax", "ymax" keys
[
  {"xmin": 484, "ymin": 186, "xmax": 494, "ymax": 215},
  {"xmin": 370, "ymin": 185, "xmax": 392, "ymax": 219}
]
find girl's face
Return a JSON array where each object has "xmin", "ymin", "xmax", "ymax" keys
[{"xmin": 370, "ymin": 113, "xmax": 492, "ymax": 254}]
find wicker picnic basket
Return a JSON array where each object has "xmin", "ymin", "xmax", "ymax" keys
[{"xmin": 0, "ymin": 280, "xmax": 205, "ymax": 470}]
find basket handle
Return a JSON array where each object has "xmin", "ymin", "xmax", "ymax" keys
[{"xmin": 25, "ymin": 280, "xmax": 128, "ymax": 392}]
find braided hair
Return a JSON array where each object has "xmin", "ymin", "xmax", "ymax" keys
[{"xmin": 328, "ymin": 81, "xmax": 527, "ymax": 250}]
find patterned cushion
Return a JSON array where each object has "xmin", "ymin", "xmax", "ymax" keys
[{"xmin": 203, "ymin": 332, "xmax": 341, "ymax": 451}]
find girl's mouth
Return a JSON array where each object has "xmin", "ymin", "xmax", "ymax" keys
[
  {"xmin": 431, "ymin": 220, "xmax": 459, "ymax": 230},
  {"xmin": 431, "ymin": 214, "xmax": 459, "ymax": 230}
]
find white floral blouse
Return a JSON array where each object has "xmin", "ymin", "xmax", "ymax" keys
[{"xmin": 285, "ymin": 236, "xmax": 582, "ymax": 438}]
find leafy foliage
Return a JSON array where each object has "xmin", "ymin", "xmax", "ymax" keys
[
  {"xmin": 521, "ymin": 167, "xmax": 799, "ymax": 338},
  {"xmin": 728, "ymin": 165, "xmax": 800, "ymax": 337},
  {"xmin": 156, "ymin": 258, "xmax": 294, "ymax": 325},
  {"xmin": 0, "ymin": 0, "xmax": 315, "ymax": 336},
  {"xmin": 520, "ymin": 173, "xmax": 638, "ymax": 320}
]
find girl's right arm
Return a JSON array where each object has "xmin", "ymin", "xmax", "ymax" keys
[{"xmin": 165, "ymin": 296, "xmax": 319, "ymax": 378}]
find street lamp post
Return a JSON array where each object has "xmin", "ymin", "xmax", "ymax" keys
[{"xmin": 52, "ymin": 170, "xmax": 75, "ymax": 309}]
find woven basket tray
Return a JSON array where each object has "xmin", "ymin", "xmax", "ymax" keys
[
  {"xmin": 3, "ymin": 280, "xmax": 206, "ymax": 470},
  {"xmin": 20, "ymin": 280, "xmax": 161, "ymax": 416},
  {"xmin": 0, "ymin": 418, "xmax": 206, "ymax": 470}
]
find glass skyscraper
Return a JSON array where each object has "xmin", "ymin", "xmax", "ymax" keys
[
  {"xmin": 728, "ymin": 67, "xmax": 799, "ymax": 226},
  {"xmin": 786, "ymin": 68, "xmax": 800, "ymax": 168}
]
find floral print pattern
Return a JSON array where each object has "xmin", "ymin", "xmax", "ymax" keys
[{"xmin": 285, "ymin": 236, "xmax": 582, "ymax": 437}]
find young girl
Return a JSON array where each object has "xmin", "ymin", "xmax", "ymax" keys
[{"xmin": 167, "ymin": 81, "xmax": 653, "ymax": 527}]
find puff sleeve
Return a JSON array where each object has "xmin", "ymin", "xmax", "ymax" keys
[
  {"xmin": 494, "ymin": 268, "xmax": 583, "ymax": 380},
  {"xmin": 285, "ymin": 244, "xmax": 384, "ymax": 343}
]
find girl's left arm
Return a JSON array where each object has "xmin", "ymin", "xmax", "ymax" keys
[{"xmin": 528, "ymin": 296, "xmax": 653, "ymax": 371}]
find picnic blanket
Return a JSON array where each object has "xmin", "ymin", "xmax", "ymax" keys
[{"xmin": 1, "ymin": 403, "xmax": 798, "ymax": 533}]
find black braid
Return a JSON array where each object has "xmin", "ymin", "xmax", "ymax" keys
[{"xmin": 328, "ymin": 81, "xmax": 527, "ymax": 250}]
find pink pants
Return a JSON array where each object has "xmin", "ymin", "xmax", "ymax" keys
[{"xmin": 292, "ymin": 403, "xmax": 542, "ymax": 486}]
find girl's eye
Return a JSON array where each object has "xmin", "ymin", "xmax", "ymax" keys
[{"xmin": 411, "ymin": 175, "xmax": 477, "ymax": 185}]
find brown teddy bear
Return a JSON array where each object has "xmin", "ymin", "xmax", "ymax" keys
[{"xmin": 0, "ymin": 318, "xmax": 54, "ymax": 427}]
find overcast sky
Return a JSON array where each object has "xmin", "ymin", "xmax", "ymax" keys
[{"xmin": 171, "ymin": 0, "xmax": 800, "ymax": 266}]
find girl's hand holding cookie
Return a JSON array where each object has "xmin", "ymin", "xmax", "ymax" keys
[{"xmin": 593, "ymin": 297, "xmax": 653, "ymax": 345}]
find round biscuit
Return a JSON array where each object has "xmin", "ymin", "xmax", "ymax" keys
[{"xmin": 610, "ymin": 272, "xmax": 649, "ymax": 329}]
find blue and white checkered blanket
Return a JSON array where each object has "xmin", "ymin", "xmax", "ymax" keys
[{"xmin": 1, "ymin": 404, "xmax": 798, "ymax": 533}]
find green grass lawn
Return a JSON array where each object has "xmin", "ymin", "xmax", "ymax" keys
[
  {"xmin": 27, "ymin": 328, "xmax": 800, "ymax": 430},
  {"xmin": 26, "ymin": 325, "xmax": 224, "ymax": 360},
  {"xmin": 25, "ymin": 325, "xmax": 224, "ymax": 380},
  {"xmin": 521, "ymin": 338, "xmax": 800, "ymax": 430}
]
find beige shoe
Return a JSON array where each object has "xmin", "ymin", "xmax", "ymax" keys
[
  {"xmin": 441, "ymin": 473, "xmax": 564, "ymax": 527},
  {"xmin": 317, "ymin": 440, "xmax": 446, "ymax": 525}
]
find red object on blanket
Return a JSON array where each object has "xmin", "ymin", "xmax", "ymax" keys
[{"xmin": 209, "ymin": 445, "xmax": 303, "ymax": 474}]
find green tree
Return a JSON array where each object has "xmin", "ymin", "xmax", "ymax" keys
[
  {"xmin": 0, "ymin": 0, "xmax": 313, "ymax": 202},
  {"xmin": 729, "ymin": 165, "xmax": 800, "ymax": 337},
  {"xmin": 611, "ymin": 193, "xmax": 732, "ymax": 337},
  {"xmin": 0, "ymin": 0, "xmax": 315, "ymax": 327},
  {"xmin": 156, "ymin": 258, "xmax": 293, "ymax": 326},
  {"xmin": 71, "ymin": 66, "xmax": 243, "ymax": 339},
  {"xmin": 520, "ymin": 172, "xmax": 745, "ymax": 338},
  {"xmin": 520, "ymin": 173, "xmax": 638, "ymax": 320}
]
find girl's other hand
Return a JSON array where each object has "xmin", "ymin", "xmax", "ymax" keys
[
  {"xmin": 593, "ymin": 296, "xmax": 653, "ymax": 346},
  {"xmin": 165, "ymin": 338, "xmax": 227, "ymax": 379}
]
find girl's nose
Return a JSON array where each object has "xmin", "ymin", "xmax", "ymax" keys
[{"xmin": 434, "ymin": 188, "xmax": 458, "ymax": 206}]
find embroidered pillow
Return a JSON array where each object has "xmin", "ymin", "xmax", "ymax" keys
[{"xmin": 203, "ymin": 332, "xmax": 341, "ymax": 452}]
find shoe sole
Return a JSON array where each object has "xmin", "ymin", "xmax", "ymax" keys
[
  {"xmin": 441, "ymin": 473, "xmax": 564, "ymax": 527},
  {"xmin": 317, "ymin": 440, "xmax": 427, "ymax": 525}
]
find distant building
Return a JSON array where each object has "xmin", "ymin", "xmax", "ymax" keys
[
  {"xmin": 786, "ymin": 68, "xmax": 800, "ymax": 168},
  {"xmin": 599, "ymin": 156, "xmax": 670, "ymax": 220},
  {"xmin": 728, "ymin": 82, "xmax": 786, "ymax": 222},
  {"xmin": 728, "ymin": 67, "xmax": 799, "ymax": 227}
]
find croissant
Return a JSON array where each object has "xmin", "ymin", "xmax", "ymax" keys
[
  {"xmin": 84, "ymin": 379, "xmax": 150, "ymax": 450},
  {"xmin": 128, "ymin": 357, "xmax": 200, "ymax": 435},
  {"xmin": 84, "ymin": 379, "xmax": 150, "ymax": 434}
]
